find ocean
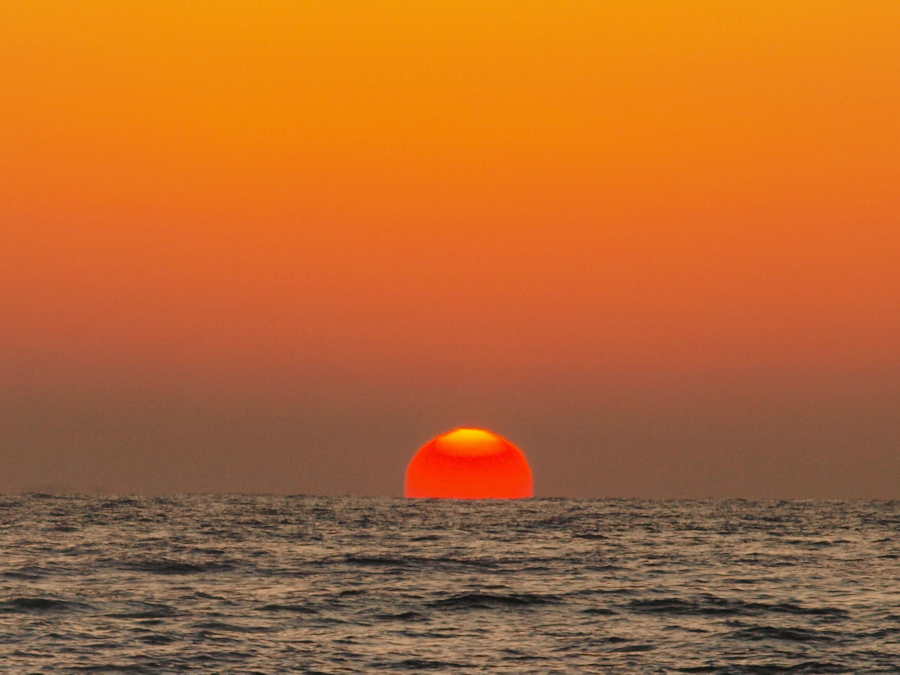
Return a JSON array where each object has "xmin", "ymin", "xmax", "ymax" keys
[{"xmin": 1, "ymin": 495, "xmax": 898, "ymax": 673}]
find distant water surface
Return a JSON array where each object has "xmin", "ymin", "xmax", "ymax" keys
[{"xmin": 1, "ymin": 496, "xmax": 898, "ymax": 673}]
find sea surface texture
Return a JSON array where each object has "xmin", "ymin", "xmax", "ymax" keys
[{"xmin": 1, "ymin": 496, "xmax": 898, "ymax": 673}]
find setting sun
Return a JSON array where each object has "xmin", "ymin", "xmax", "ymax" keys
[{"xmin": 404, "ymin": 429, "xmax": 533, "ymax": 499}]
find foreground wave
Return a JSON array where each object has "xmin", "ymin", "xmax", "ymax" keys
[{"xmin": 1, "ymin": 496, "xmax": 898, "ymax": 673}]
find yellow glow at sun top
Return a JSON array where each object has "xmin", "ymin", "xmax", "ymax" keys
[{"xmin": 435, "ymin": 428, "xmax": 507, "ymax": 456}]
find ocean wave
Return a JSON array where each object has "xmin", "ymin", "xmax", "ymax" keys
[
  {"xmin": 1, "ymin": 564, "xmax": 66, "ymax": 580},
  {"xmin": 392, "ymin": 657, "xmax": 464, "ymax": 670},
  {"xmin": 626, "ymin": 595, "xmax": 849, "ymax": 619},
  {"xmin": 725, "ymin": 623, "xmax": 835, "ymax": 642},
  {"xmin": 258, "ymin": 603, "xmax": 318, "ymax": 614},
  {"xmin": 105, "ymin": 602, "xmax": 180, "ymax": 619},
  {"xmin": 340, "ymin": 554, "xmax": 497, "ymax": 570},
  {"xmin": 428, "ymin": 592, "xmax": 560, "ymax": 610},
  {"xmin": 341, "ymin": 555, "xmax": 410, "ymax": 567},
  {"xmin": 372, "ymin": 611, "xmax": 429, "ymax": 622},
  {"xmin": 193, "ymin": 620, "xmax": 276, "ymax": 633},
  {"xmin": 0, "ymin": 597, "xmax": 89, "ymax": 613},
  {"xmin": 117, "ymin": 558, "xmax": 235, "ymax": 575}
]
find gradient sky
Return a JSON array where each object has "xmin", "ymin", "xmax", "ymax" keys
[{"xmin": 1, "ymin": 1, "xmax": 898, "ymax": 497}]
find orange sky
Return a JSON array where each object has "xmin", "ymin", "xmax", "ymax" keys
[{"xmin": 1, "ymin": 2, "xmax": 898, "ymax": 496}]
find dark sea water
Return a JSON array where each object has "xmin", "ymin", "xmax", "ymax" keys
[{"xmin": 1, "ymin": 496, "xmax": 898, "ymax": 674}]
